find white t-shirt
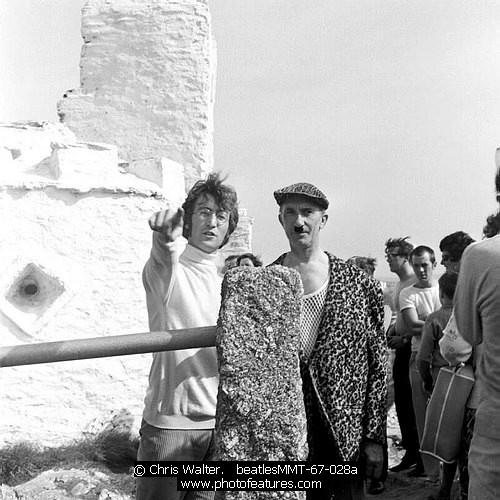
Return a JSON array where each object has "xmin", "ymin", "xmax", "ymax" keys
[{"xmin": 399, "ymin": 284, "xmax": 440, "ymax": 352}]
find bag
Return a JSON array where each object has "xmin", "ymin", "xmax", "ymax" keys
[{"xmin": 420, "ymin": 363, "xmax": 474, "ymax": 463}]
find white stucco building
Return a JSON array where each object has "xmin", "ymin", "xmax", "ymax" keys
[{"xmin": 0, "ymin": 0, "xmax": 252, "ymax": 446}]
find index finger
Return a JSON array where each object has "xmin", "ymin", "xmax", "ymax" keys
[{"xmin": 171, "ymin": 207, "xmax": 184, "ymax": 229}]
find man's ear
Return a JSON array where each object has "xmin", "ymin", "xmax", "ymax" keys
[
  {"xmin": 278, "ymin": 212, "xmax": 284, "ymax": 227},
  {"xmin": 320, "ymin": 213, "xmax": 329, "ymax": 229}
]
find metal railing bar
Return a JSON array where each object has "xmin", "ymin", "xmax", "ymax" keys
[{"xmin": 0, "ymin": 326, "xmax": 217, "ymax": 368}]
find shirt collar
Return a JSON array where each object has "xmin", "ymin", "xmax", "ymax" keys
[{"xmin": 183, "ymin": 243, "xmax": 219, "ymax": 265}]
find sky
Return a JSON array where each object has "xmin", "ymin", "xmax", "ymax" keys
[{"xmin": 2, "ymin": 0, "xmax": 500, "ymax": 280}]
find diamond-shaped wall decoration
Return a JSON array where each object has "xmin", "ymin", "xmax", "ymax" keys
[{"xmin": 0, "ymin": 256, "xmax": 72, "ymax": 337}]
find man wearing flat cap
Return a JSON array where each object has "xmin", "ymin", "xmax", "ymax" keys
[{"xmin": 271, "ymin": 182, "xmax": 387, "ymax": 500}]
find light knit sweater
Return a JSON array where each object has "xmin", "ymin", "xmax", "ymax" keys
[
  {"xmin": 454, "ymin": 235, "xmax": 500, "ymax": 429},
  {"xmin": 142, "ymin": 235, "xmax": 222, "ymax": 429}
]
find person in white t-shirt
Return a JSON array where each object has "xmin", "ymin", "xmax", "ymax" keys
[
  {"xmin": 399, "ymin": 245, "xmax": 441, "ymax": 478},
  {"xmin": 136, "ymin": 173, "xmax": 239, "ymax": 500}
]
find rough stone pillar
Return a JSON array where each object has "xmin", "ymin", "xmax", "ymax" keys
[
  {"xmin": 58, "ymin": 0, "xmax": 216, "ymax": 188},
  {"xmin": 215, "ymin": 266, "xmax": 307, "ymax": 500}
]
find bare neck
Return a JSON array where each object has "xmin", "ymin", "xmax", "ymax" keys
[
  {"xmin": 396, "ymin": 263, "xmax": 415, "ymax": 283},
  {"xmin": 284, "ymin": 247, "xmax": 329, "ymax": 295},
  {"xmin": 286, "ymin": 244, "xmax": 325, "ymax": 266}
]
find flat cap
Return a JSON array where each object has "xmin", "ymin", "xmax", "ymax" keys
[{"xmin": 273, "ymin": 182, "xmax": 329, "ymax": 209}]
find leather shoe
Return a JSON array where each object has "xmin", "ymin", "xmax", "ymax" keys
[
  {"xmin": 407, "ymin": 464, "xmax": 426, "ymax": 477},
  {"xmin": 368, "ymin": 480, "xmax": 385, "ymax": 495}
]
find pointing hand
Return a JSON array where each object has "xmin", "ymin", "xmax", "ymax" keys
[{"xmin": 148, "ymin": 208, "xmax": 184, "ymax": 242}]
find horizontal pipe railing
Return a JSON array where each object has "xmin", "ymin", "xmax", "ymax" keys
[{"xmin": 0, "ymin": 326, "xmax": 217, "ymax": 368}]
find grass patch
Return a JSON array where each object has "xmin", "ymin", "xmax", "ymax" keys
[{"xmin": 0, "ymin": 430, "xmax": 139, "ymax": 486}]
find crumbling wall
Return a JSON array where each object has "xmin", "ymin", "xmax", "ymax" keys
[
  {"xmin": 58, "ymin": 0, "xmax": 216, "ymax": 189},
  {"xmin": 0, "ymin": 122, "xmax": 182, "ymax": 446}
]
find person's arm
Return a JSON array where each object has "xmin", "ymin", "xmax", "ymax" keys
[
  {"xmin": 453, "ymin": 246, "xmax": 483, "ymax": 347},
  {"xmin": 142, "ymin": 208, "xmax": 184, "ymax": 328},
  {"xmin": 387, "ymin": 326, "xmax": 409, "ymax": 349},
  {"xmin": 399, "ymin": 286, "xmax": 425, "ymax": 339},
  {"xmin": 417, "ymin": 317, "xmax": 435, "ymax": 392},
  {"xmin": 387, "ymin": 288, "xmax": 409, "ymax": 349},
  {"xmin": 401, "ymin": 307, "xmax": 425, "ymax": 337}
]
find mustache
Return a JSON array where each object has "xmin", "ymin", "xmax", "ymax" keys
[{"xmin": 294, "ymin": 225, "xmax": 305, "ymax": 234}]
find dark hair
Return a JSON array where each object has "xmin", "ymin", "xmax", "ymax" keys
[
  {"xmin": 483, "ymin": 167, "xmax": 500, "ymax": 238},
  {"xmin": 236, "ymin": 253, "xmax": 263, "ymax": 267},
  {"xmin": 385, "ymin": 237, "xmax": 413, "ymax": 259},
  {"xmin": 347, "ymin": 256, "xmax": 377, "ymax": 276},
  {"xmin": 182, "ymin": 173, "xmax": 239, "ymax": 248},
  {"xmin": 410, "ymin": 245, "xmax": 436, "ymax": 264},
  {"xmin": 439, "ymin": 231, "xmax": 475, "ymax": 261},
  {"xmin": 483, "ymin": 211, "xmax": 500, "ymax": 238},
  {"xmin": 496, "ymin": 166, "xmax": 500, "ymax": 200},
  {"xmin": 438, "ymin": 271, "xmax": 458, "ymax": 300}
]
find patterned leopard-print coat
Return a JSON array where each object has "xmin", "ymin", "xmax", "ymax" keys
[{"xmin": 273, "ymin": 252, "xmax": 387, "ymax": 462}]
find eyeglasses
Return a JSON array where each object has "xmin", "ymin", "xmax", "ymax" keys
[
  {"xmin": 441, "ymin": 254, "xmax": 457, "ymax": 263},
  {"xmin": 193, "ymin": 208, "xmax": 229, "ymax": 225},
  {"xmin": 385, "ymin": 252, "xmax": 404, "ymax": 259}
]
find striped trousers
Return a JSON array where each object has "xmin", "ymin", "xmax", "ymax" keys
[{"xmin": 136, "ymin": 420, "xmax": 216, "ymax": 500}]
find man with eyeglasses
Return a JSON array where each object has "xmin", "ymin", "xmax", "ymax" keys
[
  {"xmin": 136, "ymin": 173, "xmax": 239, "ymax": 500},
  {"xmin": 384, "ymin": 237, "xmax": 422, "ymax": 475}
]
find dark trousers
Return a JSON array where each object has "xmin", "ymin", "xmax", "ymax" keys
[
  {"xmin": 392, "ymin": 342, "xmax": 419, "ymax": 456},
  {"xmin": 458, "ymin": 408, "xmax": 476, "ymax": 500},
  {"xmin": 306, "ymin": 378, "xmax": 365, "ymax": 500}
]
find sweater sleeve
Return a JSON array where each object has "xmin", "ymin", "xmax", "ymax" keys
[
  {"xmin": 142, "ymin": 232, "xmax": 181, "ymax": 331},
  {"xmin": 454, "ymin": 246, "xmax": 483, "ymax": 347}
]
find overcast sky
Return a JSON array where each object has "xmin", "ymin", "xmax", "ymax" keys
[{"xmin": 2, "ymin": 0, "xmax": 500, "ymax": 280}]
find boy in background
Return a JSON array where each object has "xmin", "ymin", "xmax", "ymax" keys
[
  {"xmin": 417, "ymin": 271, "xmax": 459, "ymax": 500},
  {"xmin": 417, "ymin": 271, "xmax": 458, "ymax": 392}
]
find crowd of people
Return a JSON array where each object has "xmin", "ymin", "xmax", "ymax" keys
[{"xmin": 134, "ymin": 171, "xmax": 500, "ymax": 500}]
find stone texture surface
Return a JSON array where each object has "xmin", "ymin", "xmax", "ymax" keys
[
  {"xmin": 7, "ymin": 468, "xmax": 134, "ymax": 500},
  {"xmin": 58, "ymin": 0, "xmax": 216, "ymax": 189},
  {"xmin": 0, "ymin": 122, "xmax": 171, "ymax": 196},
  {"xmin": 215, "ymin": 266, "xmax": 306, "ymax": 500},
  {"xmin": 0, "ymin": 187, "xmax": 163, "ymax": 446},
  {"xmin": 0, "ymin": 121, "xmax": 76, "ymax": 178},
  {"xmin": 124, "ymin": 157, "xmax": 186, "ymax": 206},
  {"xmin": 218, "ymin": 208, "xmax": 254, "ymax": 267},
  {"xmin": 0, "ymin": 414, "xmax": 450, "ymax": 500}
]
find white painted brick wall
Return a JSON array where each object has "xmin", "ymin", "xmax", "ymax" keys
[
  {"xmin": 0, "ymin": 0, "xmax": 253, "ymax": 447},
  {"xmin": 58, "ymin": 0, "xmax": 216, "ymax": 190},
  {"xmin": 0, "ymin": 123, "xmax": 182, "ymax": 446},
  {"xmin": 0, "ymin": 123, "xmax": 251, "ymax": 446}
]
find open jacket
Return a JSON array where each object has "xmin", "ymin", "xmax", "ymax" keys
[{"xmin": 272, "ymin": 252, "xmax": 387, "ymax": 461}]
